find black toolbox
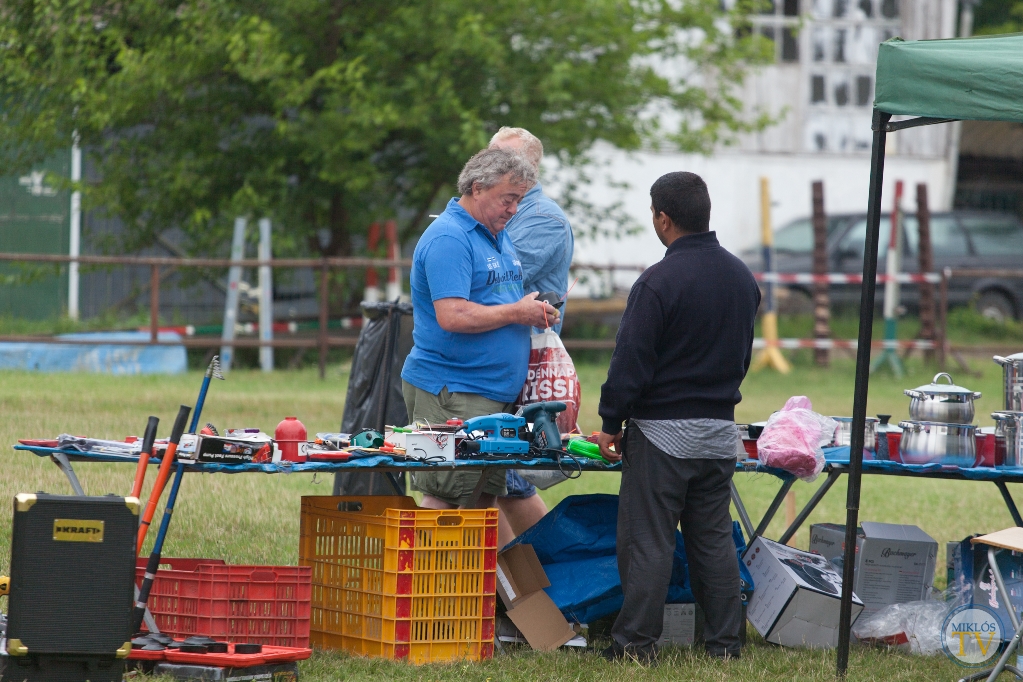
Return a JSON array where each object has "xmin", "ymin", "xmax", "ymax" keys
[{"xmin": 3, "ymin": 493, "xmax": 139, "ymax": 682}]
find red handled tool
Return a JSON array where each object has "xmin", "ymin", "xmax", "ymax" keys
[
  {"xmin": 136, "ymin": 405, "xmax": 190, "ymax": 555},
  {"xmin": 130, "ymin": 417, "xmax": 160, "ymax": 499}
]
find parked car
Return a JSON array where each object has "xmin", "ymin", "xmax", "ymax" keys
[{"xmin": 740, "ymin": 211, "xmax": 1023, "ymax": 321}]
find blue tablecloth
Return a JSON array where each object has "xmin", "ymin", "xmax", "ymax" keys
[
  {"xmin": 13, "ymin": 444, "xmax": 620, "ymax": 475},
  {"xmin": 822, "ymin": 445, "xmax": 1023, "ymax": 480},
  {"xmin": 17, "ymin": 443, "xmax": 1023, "ymax": 482}
]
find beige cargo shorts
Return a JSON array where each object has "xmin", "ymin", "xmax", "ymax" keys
[{"xmin": 402, "ymin": 380, "xmax": 512, "ymax": 506}]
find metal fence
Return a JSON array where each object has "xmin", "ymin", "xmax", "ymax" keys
[{"xmin": 0, "ymin": 251, "xmax": 1020, "ymax": 375}]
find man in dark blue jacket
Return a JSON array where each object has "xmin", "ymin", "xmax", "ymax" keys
[{"xmin": 597, "ymin": 172, "xmax": 760, "ymax": 662}]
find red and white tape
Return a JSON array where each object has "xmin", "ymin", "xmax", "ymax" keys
[
  {"xmin": 753, "ymin": 338, "xmax": 936, "ymax": 350},
  {"xmin": 755, "ymin": 272, "xmax": 940, "ymax": 284}
]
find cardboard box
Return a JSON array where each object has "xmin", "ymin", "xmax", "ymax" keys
[
  {"xmin": 808, "ymin": 522, "xmax": 937, "ymax": 619},
  {"xmin": 657, "ymin": 603, "xmax": 697, "ymax": 646},
  {"xmin": 744, "ymin": 536, "xmax": 863, "ymax": 649},
  {"xmin": 495, "ymin": 615, "xmax": 586, "ymax": 648},
  {"xmin": 946, "ymin": 540, "xmax": 958, "ymax": 587},
  {"xmin": 953, "ymin": 537, "xmax": 1023, "ymax": 640},
  {"xmin": 405, "ymin": 431, "xmax": 455, "ymax": 461},
  {"xmin": 496, "ymin": 544, "xmax": 577, "ymax": 651},
  {"xmin": 808, "ymin": 523, "xmax": 863, "ymax": 564}
]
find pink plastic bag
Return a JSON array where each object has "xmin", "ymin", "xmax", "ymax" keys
[{"xmin": 758, "ymin": 396, "xmax": 837, "ymax": 482}]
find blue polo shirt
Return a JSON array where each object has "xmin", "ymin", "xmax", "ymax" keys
[
  {"xmin": 504, "ymin": 182, "xmax": 574, "ymax": 335},
  {"xmin": 401, "ymin": 198, "xmax": 530, "ymax": 403}
]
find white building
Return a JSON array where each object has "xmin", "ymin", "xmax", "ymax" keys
[{"xmin": 571, "ymin": 0, "xmax": 959, "ymax": 276}]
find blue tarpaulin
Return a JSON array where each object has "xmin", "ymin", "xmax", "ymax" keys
[
  {"xmin": 0, "ymin": 331, "xmax": 186, "ymax": 374},
  {"xmin": 508, "ymin": 494, "xmax": 754, "ymax": 624}
]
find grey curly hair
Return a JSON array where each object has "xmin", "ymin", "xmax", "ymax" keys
[{"xmin": 456, "ymin": 147, "xmax": 537, "ymax": 196}]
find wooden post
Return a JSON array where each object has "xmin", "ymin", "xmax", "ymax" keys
[
  {"xmin": 812, "ymin": 181, "xmax": 830, "ymax": 367},
  {"xmin": 150, "ymin": 264, "xmax": 160, "ymax": 344},
  {"xmin": 318, "ymin": 262, "xmax": 329, "ymax": 380},
  {"xmin": 916, "ymin": 184, "xmax": 936, "ymax": 363}
]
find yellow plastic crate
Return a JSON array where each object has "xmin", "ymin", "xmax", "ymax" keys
[{"xmin": 299, "ymin": 496, "xmax": 498, "ymax": 664}]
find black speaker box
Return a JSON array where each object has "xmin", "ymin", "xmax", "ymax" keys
[{"xmin": 4, "ymin": 492, "xmax": 139, "ymax": 677}]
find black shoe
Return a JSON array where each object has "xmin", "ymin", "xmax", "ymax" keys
[
  {"xmin": 600, "ymin": 642, "xmax": 657, "ymax": 665},
  {"xmin": 706, "ymin": 647, "xmax": 741, "ymax": 660}
]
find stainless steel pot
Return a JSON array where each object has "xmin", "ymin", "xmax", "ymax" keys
[
  {"xmin": 992, "ymin": 411, "xmax": 1023, "ymax": 468},
  {"xmin": 994, "ymin": 354, "xmax": 1023, "ymax": 412},
  {"xmin": 904, "ymin": 373, "xmax": 982, "ymax": 424},
  {"xmin": 897, "ymin": 420, "xmax": 977, "ymax": 466},
  {"xmin": 829, "ymin": 417, "xmax": 878, "ymax": 456}
]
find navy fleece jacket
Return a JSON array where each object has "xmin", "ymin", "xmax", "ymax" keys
[{"xmin": 598, "ymin": 231, "xmax": 761, "ymax": 435}]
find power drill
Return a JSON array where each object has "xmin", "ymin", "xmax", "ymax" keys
[
  {"xmin": 519, "ymin": 401, "xmax": 567, "ymax": 451},
  {"xmin": 460, "ymin": 413, "xmax": 530, "ymax": 455}
]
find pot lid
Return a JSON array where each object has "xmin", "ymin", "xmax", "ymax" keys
[
  {"xmin": 908, "ymin": 372, "xmax": 978, "ymax": 396},
  {"xmin": 995, "ymin": 353, "xmax": 1023, "ymax": 363}
]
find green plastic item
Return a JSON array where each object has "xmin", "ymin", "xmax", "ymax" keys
[
  {"xmin": 567, "ymin": 438, "xmax": 608, "ymax": 462},
  {"xmin": 351, "ymin": 429, "xmax": 384, "ymax": 448}
]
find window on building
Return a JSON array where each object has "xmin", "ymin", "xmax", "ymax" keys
[
  {"xmin": 782, "ymin": 27, "xmax": 799, "ymax": 61},
  {"xmin": 856, "ymin": 76, "xmax": 872, "ymax": 105},
  {"xmin": 833, "ymin": 0, "xmax": 848, "ymax": 17},
  {"xmin": 834, "ymin": 29, "xmax": 847, "ymax": 62},
  {"xmin": 815, "ymin": 133, "xmax": 827, "ymax": 150},
  {"xmin": 752, "ymin": 0, "xmax": 801, "ymax": 63},
  {"xmin": 834, "ymin": 82, "xmax": 849, "ymax": 106},
  {"xmin": 881, "ymin": 0, "xmax": 898, "ymax": 18},
  {"xmin": 812, "ymin": 28, "xmax": 827, "ymax": 60},
  {"xmin": 858, "ymin": 0, "xmax": 873, "ymax": 16},
  {"xmin": 812, "ymin": 75, "xmax": 826, "ymax": 102}
]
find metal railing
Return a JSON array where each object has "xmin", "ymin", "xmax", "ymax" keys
[{"xmin": 1, "ymin": 252, "xmax": 1020, "ymax": 373}]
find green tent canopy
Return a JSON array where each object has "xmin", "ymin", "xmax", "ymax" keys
[
  {"xmin": 837, "ymin": 30, "xmax": 1023, "ymax": 678},
  {"xmin": 874, "ymin": 33, "xmax": 1023, "ymax": 122}
]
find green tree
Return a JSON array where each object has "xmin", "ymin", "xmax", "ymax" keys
[
  {"xmin": 974, "ymin": 0, "xmax": 1023, "ymax": 35},
  {"xmin": 0, "ymin": 0, "xmax": 770, "ymax": 266}
]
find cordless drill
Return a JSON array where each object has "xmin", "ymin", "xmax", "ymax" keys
[{"xmin": 520, "ymin": 401, "xmax": 567, "ymax": 451}]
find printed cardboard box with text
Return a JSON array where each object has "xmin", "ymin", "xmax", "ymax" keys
[
  {"xmin": 745, "ymin": 536, "xmax": 863, "ymax": 649},
  {"xmin": 809, "ymin": 522, "xmax": 937, "ymax": 620}
]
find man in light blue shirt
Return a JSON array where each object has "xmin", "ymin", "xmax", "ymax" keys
[
  {"xmin": 401, "ymin": 147, "xmax": 559, "ymax": 510},
  {"xmin": 490, "ymin": 128, "xmax": 574, "ymax": 334},
  {"xmin": 488, "ymin": 128, "xmax": 575, "ymax": 545}
]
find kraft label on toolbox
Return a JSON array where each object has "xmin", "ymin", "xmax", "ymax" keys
[{"xmin": 53, "ymin": 519, "xmax": 104, "ymax": 542}]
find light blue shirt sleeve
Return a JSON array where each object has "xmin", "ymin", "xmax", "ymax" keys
[
  {"xmin": 507, "ymin": 212, "xmax": 569, "ymax": 294},
  {"xmin": 421, "ymin": 234, "xmax": 472, "ymax": 301}
]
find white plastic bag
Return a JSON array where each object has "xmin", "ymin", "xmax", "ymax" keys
[
  {"xmin": 758, "ymin": 396, "xmax": 837, "ymax": 482},
  {"xmin": 516, "ymin": 329, "xmax": 581, "ymax": 434},
  {"xmin": 513, "ymin": 330, "xmax": 582, "ymax": 490},
  {"xmin": 852, "ymin": 599, "xmax": 953, "ymax": 655}
]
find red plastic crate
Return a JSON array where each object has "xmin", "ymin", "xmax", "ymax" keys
[{"xmin": 136, "ymin": 558, "xmax": 311, "ymax": 648}]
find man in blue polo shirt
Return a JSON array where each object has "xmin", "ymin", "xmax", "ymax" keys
[{"xmin": 402, "ymin": 147, "xmax": 559, "ymax": 509}]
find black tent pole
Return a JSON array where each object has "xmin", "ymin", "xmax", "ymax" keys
[{"xmin": 836, "ymin": 107, "xmax": 892, "ymax": 677}]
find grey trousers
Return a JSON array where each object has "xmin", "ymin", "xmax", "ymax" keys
[{"xmin": 612, "ymin": 425, "xmax": 742, "ymax": 656}]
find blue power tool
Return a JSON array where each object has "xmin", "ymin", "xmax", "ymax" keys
[
  {"xmin": 460, "ymin": 413, "xmax": 529, "ymax": 455},
  {"xmin": 520, "ymin": 401, "xmax": 567, "ymax": 451}
]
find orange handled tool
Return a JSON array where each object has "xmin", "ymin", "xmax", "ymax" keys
[
  {"xmin": 137, "ymin": 405, "xmax": 190, "ymax": 554},
  {"xmin": 130, "ymin": 416, "xmax": 160, "ymax": 499}
]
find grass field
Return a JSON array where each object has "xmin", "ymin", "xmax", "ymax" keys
[{"xmin": 0, "ymin": 355, "xmax": 1014, "ymax": 680}]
